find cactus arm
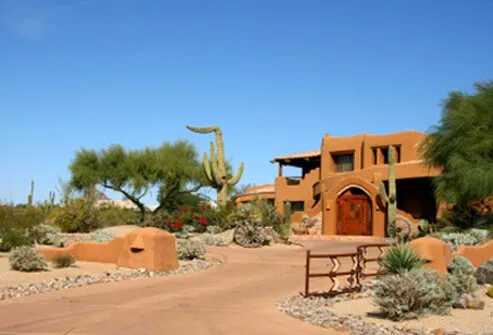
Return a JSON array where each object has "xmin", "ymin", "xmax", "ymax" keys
[
  {"xmin": 186, "ymin": 125, "xmax": 219, "ymax": 134},
  {"xmin": 387, "ymin": 146, "xmax": 396, "ymax": 203},
  {"xmin": 209, "ymin": 142, "xmax": 222, "ymax": 185},
  {"xmin": 228, "ymin": 162, "xmax": 244, "ymax": 185},
  {"xmin": 203, "ymin": 152, "xmax": 214, "ymax": 184},
  {"xmin": 379, "ymin": 183, "xmax": 389, "ymax": 203},
  {"xmin": 214, "ymin": 128, "xmax": 227, "ymax": 180}
]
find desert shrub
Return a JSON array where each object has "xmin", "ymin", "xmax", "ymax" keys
[
  {"xmin": 52, "ymin": 198, "xmax": 102, "ymax": 233},
  {"xmin": 373, "ymin": 268, "xmax": 452, "ymax": 321},
  {"xmin": 201, "ymin": 233, "xmax": 226, "ymax": 246},
  {"xmin": 30, "ymin": 223, "xmax": 60, "ymax": 245},
  {"xmin": 0, "ymin": 205, "xmax": 47, "ymax": 251},
  {"xmin": 175, "ymin": 225, "xmax": 195, "ymax": 239},
  {"xmin": 233, "ymin": 218, "xmax": 271, "ymax": 248},
  {"xmin": 96, "ymin": 207, "xmax": 141, "ymax": 227},
  {"xmin": 8, "ymin": 246, "xmax": 47, "ymax": 272},
  {"xmin": 443, "ymin": 272, "xmax": 478, "ymax": 300},
  {"xmin": 434, "ymin": 232, "xmax": 482, "ymax": 251},
  {"xmin": 254, "ymin": 199, "xmax": 283, "ymax": 232},
  {"xmin": 440, "ymin": 203, "xmax": 480, "ymax": 231},
  {"xmin": 206, "ymin": 225, "xmax": 221, "ymax": 234},
  {"xmin": 448, "ymin": 256, "xmax": 475, "ymax": 276},
  {"xmin": 176, "ymin": 239, "xmax": 205, "ymax": 260},
  {"xmin": 52, "ymin": 254, "xmax": 75, "ymax": 268},
  {"xmin": 0, "ymin": 229, "xmax": 32, "ymax": 252},
  {"xmin": 467, "ymin": 228, "xmax": 490, "ymax": 243},
  {"xmin": 380, "ymin": 243, "xmax": 425, "ymax": 274},
  {"xmin": 91, "ymin": 230, "xmax": 115, "ymax": 243}
]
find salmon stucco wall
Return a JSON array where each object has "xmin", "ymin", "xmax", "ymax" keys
[
  {"xmin": 455, "ymin": 240, "xmax": 493, "ymax": 268},
  {"xmin": 37, "ymin": 228, "xmax": 180, "ymax": 272},
  {"xmin": 37, "ymin": 237, "xmax": 125, "ymax": 263},
  {"xmin": 275, "ymin": 167, "xmax": 321, "ymax": 223}
]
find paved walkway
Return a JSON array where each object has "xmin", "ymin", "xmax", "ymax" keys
[{"xmin": 0, "ymin": 241, "xmax": 362, "ymax": 335}]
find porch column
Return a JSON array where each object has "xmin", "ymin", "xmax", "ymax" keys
[{"xmin": 278, "ymin": 163, "xmax": 283, "ymax": 177}]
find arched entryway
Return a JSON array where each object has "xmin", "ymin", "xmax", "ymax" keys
[{"xmin": 336, "ymin": 187, "xmax": 372, "ymax": 235}]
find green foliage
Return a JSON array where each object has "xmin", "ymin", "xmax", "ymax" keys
[
  {"xmin": 233, "ymin": 218, "xmax": 271, "ymax": 248},
  {"xmin": 440, "ymin": 202, "xmax": 482, "ymax": 231},
  {"xmin": 69, "ymin": 140, "xmax": 205, "ymax": 221},
  {"xmin": 444, "ymin": 272, "xmax": 478, "ymax": 300},
  {"xmin": 91, "ymin": 230, "xmax": 115, "ymax": 243},
  {"xmin": 201, "ymin": 233, "xmax": 226, "ymax": 246},
  {"xmin": 0, "ymin": 205, "xmax": 46, "ymax": 251},
  {"xmin": 176, "ymin": 238, "xmax": 205, "ymax": 260},
  {"xmin": 52, "ymin": 254, "xmax": 75, "ymax": 268},
  {"xmin": 187, "ymin": 125, "xmax": 244, "ymax": 205},
  {"xmin": 373, "ymin": 268, "xmax": 453, "ymax": 321},
  {"xmin": 448, "ymin": 256, "xmax": 475, "ymax": 276},
  {"xmin": 251, "ymin": 198, "xmax": 284, "ymax": 234},
  {"xmin": 420, "ymin": 80, "xmax": 493, "ymax": 204},
  {"xmin": 95, "ymin": 207, "xmax": 141, "ymax": 228},
  {"xmin": 31, "ymin": 223, "xmax": 67, "ymax": 247},
  {"xmin": 9, "ymin": 246, "xmax": 47, "ymax": 272},
  {"xmin": 433, "ymin": 231, "xmax": 482, "ymax": 251},
  {"xmin": 52, "ymin": 198, "xmax": 101, "ymax": 233},
  {"xmin": 380, "ymin": 243, "xmax": 425, "ymax": 274}
]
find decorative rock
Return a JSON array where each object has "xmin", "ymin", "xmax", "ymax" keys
[
  {"xmin": 452, "ymin": 294, "xmax": 473, "ymax": 309},
  {"xmin": 475, "ymin": 258, "xmax": 493, "ymax": 285},
  {"xmin": 217, "ymin": 229, "xmax": 235, "ymax": 245},
  {"xmin": 466, "ymin": 299, "xmax": 485, "ymax": 310},
  {"xmin": 1, "ymin": 258, "xmax": 220, "ymax": 302},
  {"xmin": 277, "ymin": 292, "xmax": 476, "ymax": 335}
]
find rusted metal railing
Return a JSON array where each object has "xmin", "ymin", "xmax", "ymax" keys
[{"xmin": 303, "ymin": 243, "xmax": 390, "ymax": 297}]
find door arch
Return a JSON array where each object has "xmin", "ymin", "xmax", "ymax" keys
[{"xmin": 336, "ymin": 188, "xmax": 372, "ymax": 235}]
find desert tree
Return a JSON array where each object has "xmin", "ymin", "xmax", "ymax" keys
[
  {"xmin": 69, "ymin": 140, "xmax": 206, "ymax": 222},
  {"xmin": 419, "ymin": 80, "xmax": 493, "ymax": 205}
]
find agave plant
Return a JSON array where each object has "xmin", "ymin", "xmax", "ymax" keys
[{"xmin": 380, "ymin": 243, "xmax": 426, "ymax": 275}]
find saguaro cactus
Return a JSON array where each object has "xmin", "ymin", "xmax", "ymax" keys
[
  {"xmin": 379, "ymin": 146, "xmax": 397, "ymax": 237},
  {"xmin": 27, "ymin": 180, "xmax": 35, "ymax": 206},
  {"xmin": 186, "ymin": 125, "xmax": 244, "ymax": 205}
]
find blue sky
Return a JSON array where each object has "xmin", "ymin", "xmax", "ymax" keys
[{"xmin": 1, "ymin": 0, "xmax": 492, "ymax": 205}]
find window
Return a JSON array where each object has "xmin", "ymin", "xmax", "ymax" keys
[
  {"xmin": 333, "ymin": 153, "xmax": 354, "ymax": 172},
  {"xmin": 372, "ymin": 148, "xmax": 378, "ymax": 165},
  {"xmin": 381, "ymin": 146, "xmax": 401, "ymax": 164},
  {"xmin": 290, "ymin": 201, "xmax": 304, "ymax": 212},
  {"xmin": 381, "ymin": 147, "xmax": 389, "ymax": 164}
]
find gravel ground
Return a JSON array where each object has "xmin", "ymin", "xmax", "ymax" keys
[
  {"xmin": 1, "ymin": 258, "xmax": 221, "ymax": 302},
  {"xmin": 276, "ymin": 282, "xmax": 488, "ymax": 335}
]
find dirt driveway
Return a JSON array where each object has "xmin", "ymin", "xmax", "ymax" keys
[{"xmin": 0, "ymin": 241, "xmax": 363, "ymax": 335}]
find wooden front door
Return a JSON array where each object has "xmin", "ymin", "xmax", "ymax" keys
[{"xmin": 337, "ymin": 194, "xmax": 372, "ymax": 235}]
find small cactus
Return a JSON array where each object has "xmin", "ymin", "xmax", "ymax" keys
[
  {"xmin": 379, "ymin": 146, "xmax": 397, "ymax": 237},
  {"xmin": 27, "ymin": 180, "xmax": 35, "ymax": 206}
]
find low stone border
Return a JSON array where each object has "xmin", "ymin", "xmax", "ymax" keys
[
  {"xmin": 276, "ymin": 282, "xmax": 475, "ymax": 335},
  {"xmin": 1, "ymin": 258, "xmax": 221, "ymax": 302}
]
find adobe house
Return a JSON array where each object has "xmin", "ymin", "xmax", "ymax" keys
[{"xmin": 236, "ymin": 131, "xmax": 442, "ymax": 237}]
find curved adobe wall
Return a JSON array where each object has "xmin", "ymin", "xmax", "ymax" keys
[
  {"xmin": 235, "ymin": 184, "xmax": 275, "ymax": 205},
  {"xmin": 322, "ymin": 176, "xmax": 385, "ymax": 236},
  {"xmin": 36, "ymin": 228, "xmax": 180, "ymax": 272},
  {"xmin": 37, "ymin": 237, "xmax": 125, "ymax": 263},
  {"xmin": 455, "ymin": 240, "xmax": 493, "ymax": 268}
]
